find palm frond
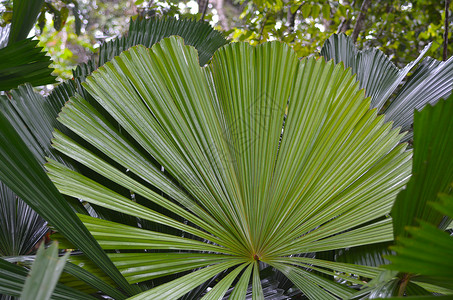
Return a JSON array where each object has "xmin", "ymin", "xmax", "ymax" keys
[
  {"xmin": 0, "ymin": 183, "xmax": 47, "ymax": 256},
  {"xmin": 0, "ymin": 39, "xmax": 55, "ymax": 91},
  {"xmin": 391, "ymin": 94, "xmax": 453, "ymax": 238},
  {"xmin": 0, "ymin": 255, "xmax": 95, "ymax": 300},
  {"xmin": 8, "ymin": 0, "xmax": 44, "ymax": 44},
  {"xmin": 0, "ymin": 98, "xmax": 139, "ymax": 296},
  {"xmin": 384, "ymin": 56, "xmax": 453, "ymax": 136},
  {"xmin": 320, "ymin": 33, "xmax": 453, "ymax": 141},
  {"xmin": 49, "ymin": 37, "xmax": 411, "ymax": 298},
  {"xmin": 74, "ymin": 16, "xmax": 228, "ymax": 79},
  {"xmin": 20, "ymin": 243, "xmax": 69, "ymax": 300},
  {"xmin": 320, "ymin": 33, "xmax": 429, "ymax": 111}
]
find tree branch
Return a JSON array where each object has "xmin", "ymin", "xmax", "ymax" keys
[
  {"xmin": 351, "ymin": 0, "xmax": 372, "ymax": 43},
  {"xmin": 198, "ymin": 0, "xmax": 209, "ymax": 22}
]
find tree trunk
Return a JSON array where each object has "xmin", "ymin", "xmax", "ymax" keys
[
  {"xmin": 351, "ymin": 0, "xmax": 372, "ymax": 43},
  {"xmin": 213, "ymin": 0, "xmax": 229, "ymax": 30},
  {"xmin": 443, "ymin": 0, "xmax": 450, "ymax": 61},
  {"xmin": 287, "ymin": 2, "xmax": 304, "ymax": 34}
]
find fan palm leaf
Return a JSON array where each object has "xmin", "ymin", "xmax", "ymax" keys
[
  {"xmin": 0, "ymin": 183, "xmax": 47, "ymax": 257},
  {"xmin": 0, "ymin": 16, "xmax": 229, "ymax": 297},
  {"xmin": 0, "ymin": 38, "xmax": 55, "ymax": 91},
  {"xmin": 320, "ymin": 34, "xmax": 453, "ymax": 140},
  {"xmin": 47, "ymin": 37, "xmax": 411, "ymax": 299}
]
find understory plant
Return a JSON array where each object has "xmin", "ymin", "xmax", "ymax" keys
[
  {"xmin": 47, "ymin": 36, "xmax": 412, "ymax": 299},
  {"xmin": 0, "ymin": 10, "xmax": 452, "ymax": 299}
]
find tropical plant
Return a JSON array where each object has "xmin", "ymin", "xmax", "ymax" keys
[
  {"xmin": 0, "ymin": 183, "xmax": 47, "ymax": 257},
  {"xmin": 348, "ymin": 94, "xmax": 453, "ymax": 298},
  {"xmin": 0, "ymin": 15, "xmax": 229, "ymax": 299},
  {"xmin": 0, "ymin": 242, "xmax": 95, "ymax": 300},
  {"xmin": 317, "ymin": 33, "xmax": 453, "ymax": 282},
  {"xmin": 42, "ymin": 36, "xmax": 413, "ymax": 299},
  {"xmin": 20, "ymin": 243, "xmax": 70, "ymax": 300},
  {"xmin": 0, "ymin": 10, "xmax": 452, "ymax": 298},
  {"xmin": 0, "ymin": 0, "xmax": 55, "ymax": 90},
  {"xmin": 320, "ymin": 33, "xmax": 453, "ymax": 141},
  {"xmin": 383, "ymin": 94, "xmax": 453, "ymax": 297}
]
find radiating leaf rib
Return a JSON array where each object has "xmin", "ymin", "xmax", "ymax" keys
[
  {"xmin": 82, "ymin": 42, "xmax": 250, "ymax": 250},
  {"xmin": 384, "ymin": 56, "xmax": 453, "ymax": 135},
  {"xmin": 299, "ymin": 218, "xmax": 394, "ymax": 253},
  {"xmin": 120, "ymin": 41, "xmax": 254, "ymax": 247},
  {"xmin": 285, "ymin": 257, "xmax": 382, "ymax": 279},
  {"xmin": 128, "ymin": 260, "xmax": 243, "ymax": 300},
  {"xmin": 0, "ymin": 99, "xmax": 136, "ymax": 296},
  {"xmin": 201, "ymin": 263, "xmax": 248, "ymax": 300},
  {"xmin": 271, "ymin": 262, "xmax": 339, "ymax": 299},
  {"xmin": 109, "ymin": 253, "xmax": 236, "ymax": 284},
  {"xmin": 0, "ymin": 182, "xmax": 47, "ymax": 256},
  {"xmin": 268, "ymin": 145, "xmax": 410, "ymax": 254},
  {"xmin": 79, "ymin": 214, "xmax": 235, "ymax": 254},
  {"xmin": 256, "ymin": 56, "xmax": 409, "ymax": 255},
  {"xmin": 55, "ymin": 93, "xmax": 204, "ymax": 215},
  {"xmin": 229, "ymin": 263, "xmax": 254, "ymax": 299},
  {"xmin": 252, "ymin": 261, "xmax": 264, "ymax": 300},
  {"xmin": 46, "ymin": 159, "xmax": 223, "ymax": 245},
  {"xmin": 273, "ymin": 258, "xmax": 367, "ymax": 286},
  {"xmin": 51, "ymin": 36, "xmax": 412, "ymax": 298},
  {"xmin": 51, "ymin": 130, "xmax": 222, "ymax": 233},
  {"xmin": 208, "ymin": 41, "xmax": 299, "ymax": 255}
]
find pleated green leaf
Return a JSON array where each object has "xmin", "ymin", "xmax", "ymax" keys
[
  {"xmin": 49, "ymin": 37, "xmax": 411, "ymax": 298},
  {"xmin": 0, "ymin": 99, "xmax": 138, "ymax": 296},
  {"xmin": 320, "ymin": 34, "xmax": 453, "ymax": 142},
  {"xmin": 387, "ymin": 221, "xmax": 453, "ymax": 290},
  {"xmin": 0, "ymin": 256, "xmax": 95, "ymax": 300},
  {"xmin": 386, "ymin": 191, "xmax": 453, "ymax": 291},
  {"xmin": 128, "ymin": 261, "xmax": 243, "ymax": 300},
  {"xmin": 0, "ymin": 84, "xmax": 67, "ymax": 165},
  {"xmin": 62, "ymin": 261, "xmax": 126, "ymax": 300},
  {"xmin": 384, "ymin": 56, "xmax": 453, "ymax": 136},
  {"xmin": 74, "ymin": 16, "xmax": 228, "ymax": 79},
  {"xmin": 320, "ymin": 33, "xmax": 429, "ymax": 111},
  {"xmin": 20, "ymin": 243, "xmax": 69, "ymax": 300},
  {"xmin": 8, "ymin": 0, "xmax": 45, "ymax": 44},
  {"xmin": 391, "ymin": 94, "xmax": 453, "ymax": 238},
  {"xmin": 0, "ymin": 38, "xmax": 55, "ymax": 91},
  {"xmin": 0, "ymin": 182, "xmax": 47, "ymax": 256}
]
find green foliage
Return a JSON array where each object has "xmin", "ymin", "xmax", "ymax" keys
[
  {"xmin": 0, "ymin": 248, "xmax": 95, "ymax": 299},
  {"xmin": 20, "ymin": 243, "xmax": 70, "ymax": 300},
  {"xmin": 358, "ymin": 1, "xmax": 453, "ymax": 66},
  {"xmin": 1, "ymin": 1, "xmax": 453, "ymax": 298},
  {"xmin": 7, "ymin": 0, "xmax": 45, "ymax": 44},
  {"xmin": 320, "ymin": 33, "xmax": 453, "ymax": 142},
  {"xmin": 74, "ymin": 16, "xmax": 228, "ymax": 78},
  {"xmin": 0, "ymin": 38, "xmax": 55, "ymax": 90},
  {"xmin": 0, "ymin": 88, "xmax": 139, "ymax": 296},
  {"xmin": 391, "ymin": 95, "xmax": 453, "ymax": 238},
  {"xmin": 381, "ymin": 94, "xmax": 453, "ymax": 296},
  {"xmin": 0, "ymin": 182, "xmax": 47, "ymax": 257},
  {"xmin": 46, "ymin": 36, "xmax": 411, "ymax": 298}
]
